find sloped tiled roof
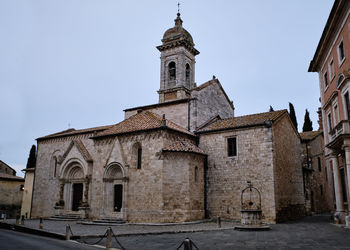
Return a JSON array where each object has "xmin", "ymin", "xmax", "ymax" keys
[
  {"xmin": 94, "ymin": 111, "xmax": 194, "ymax": 138},
  {"xmin": 37, "ymin": 125, "xmax": 113, "ymax": 141},
  {"xmin": 198, "ymin": 110, "xmax": 287, "ymax": 133},
  {"xmin": 300, "ymin": 131, "xmax": 322, "ymax": 141},
  {"xmin": 163, "ymin": 139, "xmax": 206, "ymax": 155},
  {"xmin": 0, "ymin": 173, "xmax": 24, "ymax": 181}
]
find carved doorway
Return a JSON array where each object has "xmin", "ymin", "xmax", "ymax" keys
[
  {"xmin": 72, "ymin": 183, "xmax": 83, "ymax": 211},
  {"xmin": 114, "ymin": 184, "xmax": 123, "ymax": 212}
]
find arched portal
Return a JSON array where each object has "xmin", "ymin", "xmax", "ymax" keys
[
  {"xmin": 103, "ymin": 163, "xmax": 128, "ymax": 219},
  {"xmin": 59, "ymin": 161, "xmax": 87, "ymax": 212}
]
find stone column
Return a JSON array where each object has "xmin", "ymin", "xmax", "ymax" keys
[
  {"xmin": 344, "ymin": 146, "xmax": 350, "ymax": 211},
  {"xmin": 330, "ymin": 154, "xmax": 344, "ymax": 212}
]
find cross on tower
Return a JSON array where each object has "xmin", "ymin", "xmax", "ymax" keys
[{"xmin": 177, "ymin": 2, "xmax": 180, "ymax": 13}]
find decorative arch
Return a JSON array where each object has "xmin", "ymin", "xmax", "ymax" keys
[
  {"xmin": 60, "ymin": 158, "xmax": 87, "ymax": 179},
  {"xmin": 104, "ymin": 162, "xmax": 124, "ymax": 180},
  {"xmin": 337, "ymin": 73, "xmax": 345, "ymax": 89},
  {"xmin": 102, "ymin": 162, "xmax": 128, "ymax": 219}
]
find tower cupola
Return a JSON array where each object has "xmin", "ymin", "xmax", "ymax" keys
[{"xmin": 157, "ymin": 13, "xmax": 199, "ymax": 103}]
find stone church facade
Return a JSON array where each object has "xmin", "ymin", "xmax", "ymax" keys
[{"xmin": 31, "ymin": 13, "xmax": 305, "ymax": 223}]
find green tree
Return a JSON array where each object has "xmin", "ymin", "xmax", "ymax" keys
[
  {"xmin": 269, "ymin": 106, "xmax": 274, "ymax": 112},
  {"xmin": 289, "ymin": 102, "xmax": 298, "ymax": 131},
  {"xmin": 303, "ymin": 109, "xmax": 313, "ymax": 132},
  {"xmin": 26, "ymin": 145, "xmax": 37, "ymax": 169}
]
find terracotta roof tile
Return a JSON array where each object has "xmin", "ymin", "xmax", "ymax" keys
[
  {"xmin": 300, "ymin": 131, "xmax": 322, "ymax": 141},
  {"xmin": 37, "ymin": 125, "xmax": 113, "ymax": 140},
  {"xmin": 198, "ymin": 110, "xmax": 287, "ymax": 133},
  {"xmin": 95, "ymin": 111, "xmax": 194, "ymax": 138},
  {"xmin": 163, "ymin": 139, "xmax": 206, "ymax": 155}
]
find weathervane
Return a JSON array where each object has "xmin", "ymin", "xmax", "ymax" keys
[{"xmin": 178, "ymin": 2, "xmax": 180, "ymax": 13}]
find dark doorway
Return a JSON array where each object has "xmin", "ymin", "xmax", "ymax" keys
[
  {"xmin": 114, "ymin": 185, "xmax": 123, "ymax": 212},
  {"xmin": 72, "ymin": 183, "xmax": 83, "ymax": 211}
]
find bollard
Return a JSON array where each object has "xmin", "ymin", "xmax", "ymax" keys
[
  {"xmin": 217, "ymin": 216, "xmax": 221, "ymax": 228},
  {"xmin": 346, "ymin": 215, "xmax": 349, "ymax": 227},
  {"xmin": 183, "ymin": 238, "xmax": 193, "ymax": 250},
  {"xmin": 16, "ymin": 215, "xmax": 19, "ymax": 225},
  {"xmin": 39, "ymin": 217, "xmax": 43, "ymax": 229},
  {"xmin": 106, "ymin": 227, "xmax": 113, "ymax": 249},
  {"xmin": 21, "ymin": 215, "xmax": 24, "ymax": 225},
  {"xmin": 65, "ymin": 225, "xmax": 71, "ymax": 240}
]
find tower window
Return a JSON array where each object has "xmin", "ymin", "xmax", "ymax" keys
[
  {"xmin": 186, "ymin": 63, "xmax": 190, "ymax": 83},
  {"xmin": 169, "ymin": 62, "xmax": 176, "ymax": 80}
]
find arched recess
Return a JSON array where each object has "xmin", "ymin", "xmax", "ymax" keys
[
  {"xmin": 58, "ymin": 159, "xmax": 88, "ymax": 212},
  {"xmin": 102, "ymin": 162, "xmax": 128, "ymax": 220},
  {"xmin": 50, "ymin": 150, "xmax": 61, "ymax": 179}
]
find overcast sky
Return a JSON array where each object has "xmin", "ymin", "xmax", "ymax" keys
[{"xmin": 0, "ymin": 0, "xmax": 334, "ymax": 176}]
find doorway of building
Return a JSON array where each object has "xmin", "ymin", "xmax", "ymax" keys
[
  {"xmin": 114, "ymin": 184, "xmax": 123, "ymax": 212},
  {"xmin": 72, "ymin": 183, "xmax": 83, "ymax": 211}
]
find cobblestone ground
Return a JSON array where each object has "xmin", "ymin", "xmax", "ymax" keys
[
  {"xmin": 6, "ymin": 218, "xmax": 237, "ymax": 236},
  {"xmin": 7, "ymin": 215, "xmax": 350, "ymax": 249},
  {"xmin": 81, "ymin": 215, "xmax": 350, "ymax": 250}
]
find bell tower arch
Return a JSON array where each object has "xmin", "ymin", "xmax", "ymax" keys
[{"xmin": 157, "ymin": 13, "xmax": 199, "ymax": 103}]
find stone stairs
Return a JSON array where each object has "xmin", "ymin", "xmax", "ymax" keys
[
  {"xmin": 48, "ymin": 213, "xmax": 83, "ymax": 221},
  {"xmin": 80, "ymin": 218, "xmax": 126, "ymax": 225}
]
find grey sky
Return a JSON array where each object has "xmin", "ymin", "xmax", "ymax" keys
[{"xmin": 0, "ymin": 0, "xmax": 333, "ymax": 176}]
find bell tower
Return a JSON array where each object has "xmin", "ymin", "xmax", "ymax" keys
[{"xmin": 157, "ymin": 13, "xmax": 199, "ymax": 103}]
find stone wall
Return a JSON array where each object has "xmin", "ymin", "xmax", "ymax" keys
[
  {"xmin": 0, "ymin": 179, "xmax": 24, "ymax": 218},
  {"xmin": 162, "ymin": 152, "xmax": 205, "ymax": 222},
  {"xmin": 191, "ymin": 80, "xmax": 234, "ymax": 130},
  {"xmin": 301, "ymin": 133, "xmax": 332, "ymax": 214},
  {"xmin": 21, "ymin": 169, "xmax": 35, "ymax": 218},
  {"xmin": 272, "ymin": 115, "xmax": 305, "ymax": 222},
  {"xmin": 199, "ymin": 126, "xmax": 277, "ymax": 222},
  {"xmin": 32, "ymin": 129, "xmax": 204, "ymax": 223}
]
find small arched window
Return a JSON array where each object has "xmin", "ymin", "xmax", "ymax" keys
[
  {"xmin": 194, "ymin": 166, "xmax": 198, "ymax": 182},
  {"xmin": 169, "ymin": 62, "xmax": 176, "ymax": 80},
  {"xmin": 186, "ymin": 63, "xmax": 190, "ymax": 83},
  {"xmin": 137, "ymin": 147, "xmax": 142, "ymax": 169}
]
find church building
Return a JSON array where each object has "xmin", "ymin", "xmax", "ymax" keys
[{"xmin": 30, "ymin": 12, "xmax": 305, "ymax": 223}]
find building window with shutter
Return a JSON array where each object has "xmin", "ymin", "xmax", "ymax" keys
[
  {"xmin": 227, "ymin": 137, "xmax": 237, "ymax": 157},
  {"xmin": 338, "ymin": 40, "xmax": 345, "ymax": 64},
  {"xmin": 324, "ymin": 71, "xmax": 329, "ymax": 88}
]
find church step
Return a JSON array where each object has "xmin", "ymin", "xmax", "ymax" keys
[
  {"xmin": 92, "ymin": 218, "xmax": 126, "ymax": 224},
  {"xmin": 49, "ymin": 214, "xmax": 83, "ymax": 221}
]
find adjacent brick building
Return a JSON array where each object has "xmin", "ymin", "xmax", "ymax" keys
[{"xmin": 309, "ymin": 0, "xmax": 350, "ymax": 221}]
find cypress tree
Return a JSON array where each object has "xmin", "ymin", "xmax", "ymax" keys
[
  {"xmin": 269, "ymin": 106, "xmax": 274, "ymax": 112},
  {"xmin": 303, "ymin": 109, "xmax": 313, "ymax": 132},
  {"xmin": 26, "ymin": 145, "xmax": 37, "ymax": 169},
  {"xmin": 289, "ymin": 102, "xmax": 298, "ymax": 131}
]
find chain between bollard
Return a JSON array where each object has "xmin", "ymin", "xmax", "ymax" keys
[
  {"xmin": 79, "ymin": 231, "xmax": 108, "ymax": 246},
  {"xmin": 110, "ymin": 227, "xmax": 126, "ymax": 250}
]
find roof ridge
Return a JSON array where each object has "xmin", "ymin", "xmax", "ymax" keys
[{"xmin": 220, "ymin": 109, "xmax": 287, "ymax": 121}]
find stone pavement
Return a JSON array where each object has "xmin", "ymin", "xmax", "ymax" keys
[
  {"xmin": 4, "ymin": 218, "xmax": 237, "ymax": 237},
  {"xmin": 3, "ymin": 214, "xmax": 350, "ymax": 249}
]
